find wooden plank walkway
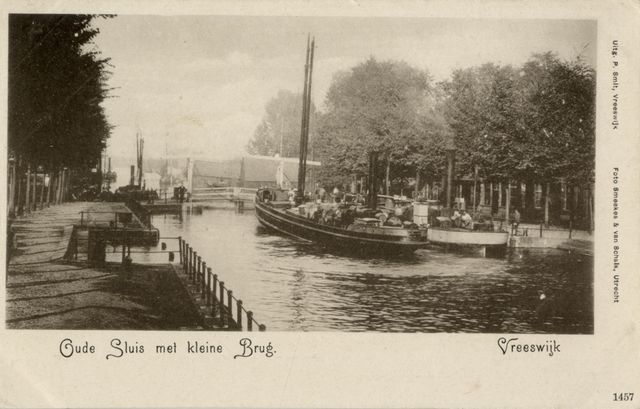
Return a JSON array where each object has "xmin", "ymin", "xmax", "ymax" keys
[{"xmin": 6, "ymin": 202, "xmax": 204, "ymax": 330}]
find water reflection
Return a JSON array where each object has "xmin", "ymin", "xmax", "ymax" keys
[{"xmin": 115, "ymin": 209, "xmax": 593, "ymax": 333}]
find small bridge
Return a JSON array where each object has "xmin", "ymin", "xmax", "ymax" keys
[{"xmin": 189, "ymin": 187, "xmax": 257, "ymax": 209}]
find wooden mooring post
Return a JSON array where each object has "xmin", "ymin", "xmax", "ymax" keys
[
  {"xmin": 219, "ymin": 281, "xmax": 225, "ymax": 325},
  {"xmin": 227, "ymin": 289, "xmax": 233, "ymax": 325},
  {"xmin": 212, "ymin": 274, "xmax": 218, "ymax": 316}
]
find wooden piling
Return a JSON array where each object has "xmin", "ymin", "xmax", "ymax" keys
[
  {"xmin": 212, "ymin": 274, "xmax": 218, "ymax": 316},
  {"xmin": 191, "ymin": 251, "xmax": 198, "ymax": 283},
  {"xmin": 236, "ymin": 300, "xmax": 243, "ymax": 330},
  {"xmin": 206, "ymin": 267, "xmax": 212, "ymax": 305},
  {"xmin": 200, "ymin": 260, "xmax": 207, "ymax": 298},
  {"xmin": 247, "ymin": 311, "xmax": 253, "ymax": 331},
  {"xmin": 227, "ymin": 289, "xmax": 233, "ymax": 324},
  {"xmin": 219, "ymin": 282, "xmax": 225, "ymax": 325}
]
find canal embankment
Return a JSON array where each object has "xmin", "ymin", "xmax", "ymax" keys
[
  {"xmin": 509, "ymin": 222, "xmax": 593, "ymax": 256},
  {"xmin": 6, "ymin": 202, "xmax": 204, "ymax": 329}
]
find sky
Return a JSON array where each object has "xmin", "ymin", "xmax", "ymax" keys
[{"xmin": 92, "ymin": 16, "xmax": 596, "ymax": 163}]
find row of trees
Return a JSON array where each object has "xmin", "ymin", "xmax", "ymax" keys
[
  {"xmin": 8, "ymin": 14, "xmax": 113, "ymax": 216},
  {"xmin": 248, "ymin": 53, "xmax": 595, "ymax": 219},
  {"xmin": 443, "ymin": 52, "xmax": 595, "ymax": 186}
]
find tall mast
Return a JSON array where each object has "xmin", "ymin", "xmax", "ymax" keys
[
  {"xmin": 297, "ymin": 35, "xmax": 315, "ymax": 202},
  {"xmin": 136, "ymin": 130, "xmax": 144, "ymax": 188},
  {"xmin": 301, "ymin": 37, "xmax": 315, "ymax": 195},
  {"xmin": 297, "ymin": 35, "xmax": 311, "ymax": 199}
]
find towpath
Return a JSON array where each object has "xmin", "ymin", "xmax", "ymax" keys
[{"xmin": 6, "ymin": 202, "xmax": 204, "ymax": 330}]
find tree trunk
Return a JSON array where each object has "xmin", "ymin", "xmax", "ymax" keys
[
  {"xmin": 368, "ymin": 152, "xmax": 378, "ymax": 210},
  {"xmin": 544, "ymin": 182, "xmax": 550, "ymax": 227},
  {"xmin": 588, "ymin": 187, "xmax": 594, "ymax": 232},
  {"xmin": 473, "ymin": 172, "xmax": 478, "ymax": 213},
  {"xmin": 15, "ymin": 161, "xmax": 23, "ymax": 215},
  {"xmin": 54, "ymin": 170, "xmax": 60, "ymax": 204},
  {"xmin": 63, "ymin": 169, "xmax": 69, "ymax": 202},
  {"xmin": 446, "ymin": 150, "xmax": 455, "ymax": 209},
  {"xmin": 57, "ymin": 169, "xmax": 64, "ymax": 204},
  {"xmin": 505, "ymin": 179, "xmax": 511, "ymax": 225},
  {"xmin": 415, "ymin": 170, "xmax": 420, "ymax": 199},
  {"xmin": 46, "ymin": 172, "xmax": 53, "ymax": 207},
  {"xmin": 489, "ymin": 182, "xmax": 493, "ymax": 210},
  {"xmin": 385, "ymin": 157, "xmax": 390, "ymax": 195},
  {"xmin": 8, "ymin": 159, "xmax": 16, "ymax": 217},
  {"xmin": 525, "ymin": 181, "xmax": 534, "ymax": 216},
  {"xmin": 39, "ymin": 171, "xmax": 46, "ymax": 209},
  {"xmin": 25, "ymin": 163, "xmax": 32, "ymax": 213},
  {"xmin": 31, "ymin": 172, "xmax": 37, "ymax": 211}
]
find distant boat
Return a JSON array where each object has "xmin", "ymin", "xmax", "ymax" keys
[
  {"xmin": 427, "ymin": 227, "xmax": 508, "ymax": 257},
  {"xmin": 427, "ymin": 227, "xmax": 509, "ymax": 246}
]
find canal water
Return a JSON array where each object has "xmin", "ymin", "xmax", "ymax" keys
[{"xmin": 122, "ymin": 209, "xmax": 593, "ymax": 333}]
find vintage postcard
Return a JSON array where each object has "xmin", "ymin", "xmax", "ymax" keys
[{"xmin": 1, "ymin": 0, "xmax": 639, "ymax": 408}]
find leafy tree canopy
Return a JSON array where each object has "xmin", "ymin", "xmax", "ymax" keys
[
  {"xmin": 247, "ymin": 89, "xmax": 317, "ymax": 159},
  {"xmin": 315, "ymin": 57, "xmax": 451, "ymax": 188},
  {"xmin": 442, "ymin": 52, "xmax": 595, "ymax": 184},
  {"xmin": 9, "ymin": 14, "xmax": 113, "ymax": 171}
]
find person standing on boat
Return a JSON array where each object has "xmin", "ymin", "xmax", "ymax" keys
[
  {"xmin": 316, "ymin": 187, "xmax": 326, "ymax": 203},
  {"xmin": 460, "ymin": 209, "xmax": 473, "ymax": 229},
  {"xmin": 178, "ymin": 184, "xmax": 186, "ymax": 204},
  {"xmin": 451, "ymin": 205, "xmax": 461, "ymax": 227},
  {"xmin": 333, "ymin": 187, "xmax": 344, "ymax": 203},
  {"xmin": 513, "ymin": 208, "xmax": 521, "ymax": 233}
]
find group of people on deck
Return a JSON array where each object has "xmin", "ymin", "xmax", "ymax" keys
[
  {"xmin": 450, "ymin": 206, "xmax": 473, "ymax": 229},
  {"xmin": 448, "ymin": 205, "xmax": 521, "ymax": 231}
]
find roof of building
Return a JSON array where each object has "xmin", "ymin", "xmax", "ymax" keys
[
  {"xmin": 242, "ymin": 155, "xmax": 320, "ymax": 182},
  {"xmin": 190, "ymin": 155, "xmax": 320, "ymax": 183},
  {"xmin": 192, "ymin": 159, "xmax": 242, "ymax": 179}
]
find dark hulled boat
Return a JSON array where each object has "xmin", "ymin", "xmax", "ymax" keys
[
  {"xmin": 254, "ymin": 36, "xmax": 428, "ymax": 254},
  {"xmin": 255, "ymin": 190, "xmax": 428, "ymax": 253}
]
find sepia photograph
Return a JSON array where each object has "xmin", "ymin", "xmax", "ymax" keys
[
  {"xmin": 3, "ymin": 1, "xmax": 640, "ymax": 408},
  {"xmin": 5, "ymin": 14, "xmax": 597, "ymax": 333}
]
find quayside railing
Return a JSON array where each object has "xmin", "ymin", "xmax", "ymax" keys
[
  {"xmin": 510, "ymin": 221, "xmax": 584, "ymax": 239},
  {"xmin": 178, "ymin": 237, "xmax": 266, "ymax": 332}
]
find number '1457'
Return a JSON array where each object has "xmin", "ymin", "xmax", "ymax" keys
[{"xmin": 613, "ymin": 393, "xmax": 634, "ymax": 401}]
